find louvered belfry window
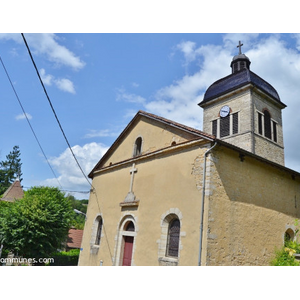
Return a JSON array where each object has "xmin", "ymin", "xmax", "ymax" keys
[
  {"xmin": 166, "ymin": 219, "xmax": 180, "ymax": 257},
  {"xmin": 258, "ymin": 113, "xmax": 263, "ymax": 135},
  {"xmin": 273, "ymin": 121, "xmax": 277, "ymax": 142},
  {"xmin": 232, "ymin": 112, "xmax": 239, "ymax": 134},
  {"xmin": 264, "ymin": 110, "xmax": 272, "ymax": 139},
  {"xmin": 220, "ymin": 115, "xmax": 230, "ymax": 137},
  {"xmin": 212, "ymin": 119, "xmax": 217, "ymax": 137}
]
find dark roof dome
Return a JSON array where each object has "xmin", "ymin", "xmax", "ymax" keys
[
  {"xmin": 199, "ymin": 69, "xmax": 285, "ymax": 107},
  {"xmin": 198, "ymin": 41, "xmax": 286, "ymax": 108}
]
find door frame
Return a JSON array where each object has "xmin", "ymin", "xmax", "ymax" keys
[{"xmin": 114, "ymin": 215, "xmax": 137, "ymax": 266}]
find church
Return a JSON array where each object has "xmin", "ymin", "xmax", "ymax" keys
[{"xmin": 78, "ymin": 42, "xmax": 300, "ymax": 266}]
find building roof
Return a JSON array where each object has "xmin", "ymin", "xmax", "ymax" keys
[
  {"xmin": 66, "ymin": 229, "xmax": 83, "ymax": 249},
  {"xmin": 198, "ymin": 69, "xmax": 286, "ymax": 107},
  {"xmin": 1, "ymin": 179, "xmax": 24, "ymax": 202}
]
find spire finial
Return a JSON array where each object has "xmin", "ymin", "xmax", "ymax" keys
[{"xmin": 237, "ymin": 41, "xmax": 243, "ymax": 55}]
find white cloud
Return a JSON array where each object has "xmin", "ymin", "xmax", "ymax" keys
[
  {"xmin": 0, "ymin": 33, "xmax": 85, "ymax": 70},
  {"xmin": 41, "ymin": 142, "xmax": 109, "ymax": 194},
  {"xmin": 116, "ymin": 88, "xmax": 146, "ymax": 104},
  {"xmin": 176, "ymin": 41, "xmax": 197, "ymax": 65},
  {"xmin": 55, "ymin": 78, "xmax": 76, "ymax": 94},
  {"xmin": 40, "ymin": 68, "xmax": 76, "ymax": 94},
  {"xmin": 40, "ymin": 68, "xmax": 54, "ymax": 86},
  {"xmin": 15, "ymin": 112, "xmax": 32, "ymax": 121},
  {"xmin": 143, "ymin": 43, "xmax": 231, "ymax": 129}
]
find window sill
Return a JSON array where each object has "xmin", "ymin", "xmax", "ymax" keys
[
  {"xmin": 158, "ymin": 256, "xmax": 178, "ymax": 266},
  {"xmin": 90, "ymin": 244, "xmax": 100, "ymax": 255},
  {"xmin": 119, "ymin": 200, "xmax": 140, "ymax": 207}
]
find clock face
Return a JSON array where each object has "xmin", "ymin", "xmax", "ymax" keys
[{"xmin": 220, "ymin": 105, "xmax": 230, "ymax": 118}]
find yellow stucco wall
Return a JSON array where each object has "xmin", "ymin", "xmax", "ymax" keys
[
  {"xmin": 79, "ymin": 141, "xmax": 210, "ymax": 266},
  {"xmin": 101, "ymin": 115, "xmax": 198, "ymax": 168},
  {"xmin": 204, "ymin": 145, "xmax": 300, "ymax": 265},
  {"xmin": 79, "ymin": 116, "xmax": 211, "ymax": 266}
]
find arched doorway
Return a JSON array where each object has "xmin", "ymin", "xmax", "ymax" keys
[{"xmin": 122, "ymin": 221, "xmax": 135, "ymax": 266}]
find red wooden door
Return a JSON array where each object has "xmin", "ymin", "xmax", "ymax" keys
[{"xmin": 122, "ymin": 236, "xmax": 134, "ymax": 266}]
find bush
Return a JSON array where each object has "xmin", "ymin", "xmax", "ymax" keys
[
  {"xmin": 47, "ymin": 249, "xmax": 80, "ymax": 266},
  {"xmin": 270, "ymin": 222, "xmax": 300, "ymax": 266},
  {"xmin": 270, "ymin": 247, "xmax": 299, "ymax": 266}
]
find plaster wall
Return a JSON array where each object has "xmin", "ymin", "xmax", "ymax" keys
[
  {"xmin": 205, "ymin": 145, "xmax": 300, "ymax": 265},
  {"xmin": 79, "ymin": 141, "xmax": 210, "ymax": 266},
  {"xmin": 102, "ymin": 116, "xmax": 197, "ymax": 168}
]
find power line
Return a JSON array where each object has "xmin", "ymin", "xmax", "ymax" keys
[
  {"xmin": 21, "ymin": 33, "xmax": 113, "ymax": 263},
  {"xmin": 0, "ymin": 56, "xmax": 62, "ymax": 189},
  {"xmin": 21, "ymin": 33, "xmax": 92, "ymax": 188}
]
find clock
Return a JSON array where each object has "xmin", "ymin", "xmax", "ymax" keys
[{"xmin": 220, "ymin": 105, "xmax": 230, "ymax": 118}]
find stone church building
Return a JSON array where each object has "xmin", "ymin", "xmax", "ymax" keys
[{"xmin": 79, "ymin": 43, "xmax": 300, "ymax": 266}]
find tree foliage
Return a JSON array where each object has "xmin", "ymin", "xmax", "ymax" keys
[
  {"xmin": 0, "ymin": 186, "xmax": 73, "ymax": 258},
  {"xmin": 0, "ymin": 145, "xmax": 22, "ymax": 195},
  {"xmin": 66, "ymin": 194, "xmax": 88, "ymax": 230}
]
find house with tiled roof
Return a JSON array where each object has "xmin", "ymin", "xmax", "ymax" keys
[
  {"xmin": 79, "ymin": 42, "xmax": 300, "ymax": 266},
  {"xmin": 1, "ymin": 178, "xmax": 24, "ymax": 202},
  {"xmin": 66, "ymin": 228, "xmax": 83, "ymax": 251}
]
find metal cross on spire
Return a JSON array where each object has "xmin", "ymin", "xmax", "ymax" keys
[{"xmin": 237, "ymin": 41, "xmax": 243, "ymax": 54}]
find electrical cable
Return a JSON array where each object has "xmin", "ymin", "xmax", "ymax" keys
[
  {"xmin": 0, "ymin": 56, "xmax": 62, "ymax": 189},
  {"xmin": 21, "ymin": 33, "xmax": 114, "ymax": 263},
  {"xmin": 21, "ymin": 33, "xmax": 92, "ymax": 187}
]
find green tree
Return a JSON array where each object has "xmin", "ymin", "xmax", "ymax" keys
[
  {"xmin": 0, "ymin": 186, "xmax": 73, "ymax": 258},
  {"xmin": 0, "ymin": 145, "xmax": 23, "ymax": 195},
  {"xmin": 66, "ymin": 194, "xmax": 88, "ymax": 230}
]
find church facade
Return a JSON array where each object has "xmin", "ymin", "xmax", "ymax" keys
[{"xmin": 78, "ymin": 44, "xmax": 300, "ymax": 266}]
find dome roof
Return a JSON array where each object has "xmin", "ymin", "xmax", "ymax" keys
[
  {"xmin": 231, "ymin": 53, "xmax": 250, "ymax": 62},
  {"xmin": 199, "ymin": 68, "xmax": 286, "ymax": 107}
]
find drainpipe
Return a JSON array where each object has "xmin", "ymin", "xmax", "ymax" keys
[{"xmin": 198, "ymin": 141, "xmax": 217, "ymax": 266}]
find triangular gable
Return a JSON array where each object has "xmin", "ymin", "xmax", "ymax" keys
[
  {"xmin": 1, "ymin": 179, "xmax": 24, "ymax": 202},
  {"xmin": 89, "ymin": 110, "xmax": 214, "ymax": 178}
]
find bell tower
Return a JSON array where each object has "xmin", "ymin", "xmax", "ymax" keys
[{"xmin": 198, "ymin": 41, "xmax": 287, "ymax": 165}]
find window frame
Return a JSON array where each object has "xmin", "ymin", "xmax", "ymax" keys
[
  {"xmin": 95, "ymin": 217, "xmax": 103, "ymax": 246},
  {"xmin": 257, "ymin": 110, "xmax": 278, "ymax": 143},
  {"xmin": 133, "ymin": 136, "xmax": 143, "ymax": 157},
  {"xmin": 166, "ymin": 218, "xmax": 180, "ymax": 258}
]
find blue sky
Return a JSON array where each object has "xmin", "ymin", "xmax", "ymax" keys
[{"xmin": 1, "ymin": 33, "xmax": 300, "ymax": 199}]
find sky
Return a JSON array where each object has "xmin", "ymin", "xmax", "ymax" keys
[{"xmin": 1, "ymin": 33, "xmax": 300, "ymax": 199}]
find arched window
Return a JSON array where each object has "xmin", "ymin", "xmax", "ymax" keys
[
  {"xmin": 166, "ymin": 218, "xmax": 180, "ymax": 257},
  {"xmin": 264, "ymin": 110, "xmax": 272, "ymax": 139},
  {"xmin": 284, "ymin": 228, "xmax": 295, "ymax": 245},
  {"xmin": 133, "ymin": 137, "xmax": 142, "ymax": 157},
  {"xmin": 95, "ymin": 217, "xmax": 103, "ymax": 245},
  {"xmin": 125, "ymin": 221, "xmax": 135, "ymax": 232}
]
